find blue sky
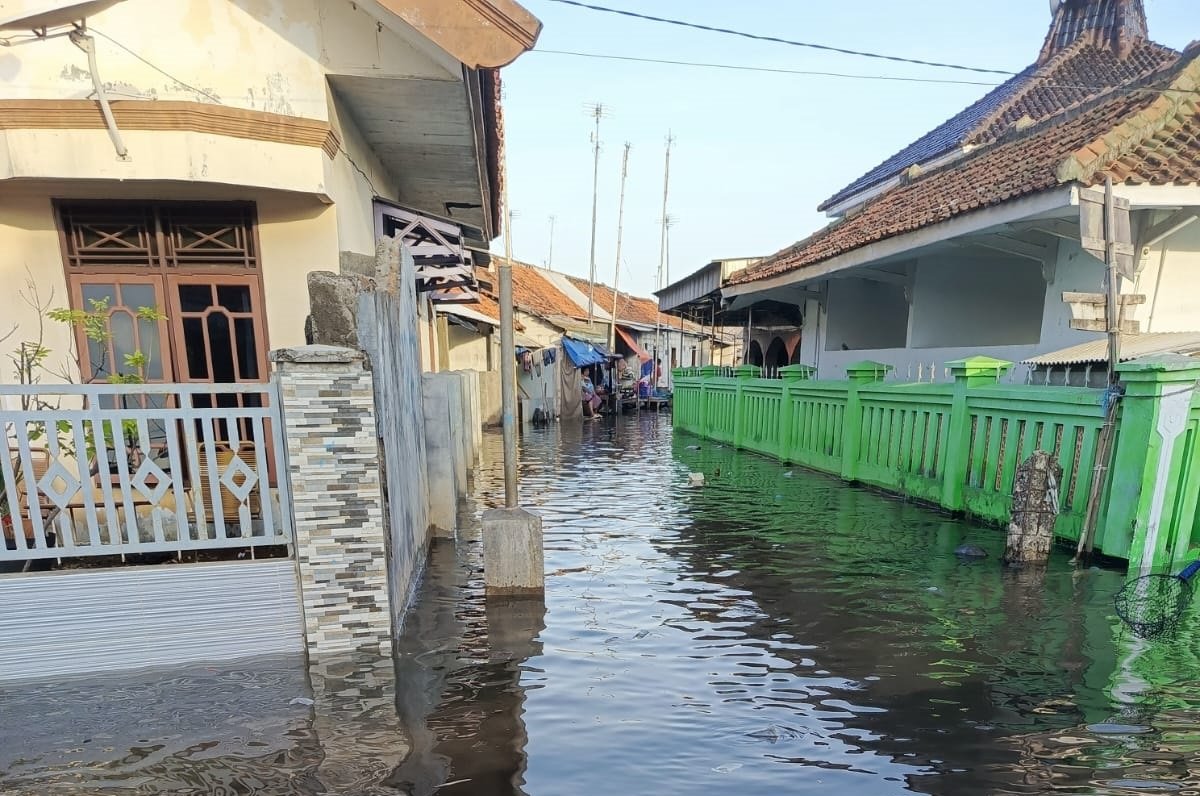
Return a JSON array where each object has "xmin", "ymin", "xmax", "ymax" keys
[{"xmin": 497, "ymin": 0, "xmax": 1195, "ymax": 298}]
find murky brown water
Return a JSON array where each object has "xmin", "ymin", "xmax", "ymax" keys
[{"xmin": 5, "ymin": 414, "xmax": 1200, "ymax": 795}]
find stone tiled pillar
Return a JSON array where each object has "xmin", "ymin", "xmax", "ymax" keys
[{"xmin": 271, "ymin": 345, "xmax": 392, "ymax": 657}]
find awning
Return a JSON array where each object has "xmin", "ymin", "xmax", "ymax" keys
[
  {"xmin": 1023, "ymin": 332, "xmax": 1200, "ymax": 366},
  {"xmin": 615, "ymin": 326, "xmax": 651, "ymax": 362},
  {"xmin": 561, "ymin": 336, "xmax": 608, "ymax": 368}
]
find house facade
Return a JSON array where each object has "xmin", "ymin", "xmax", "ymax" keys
[
  {"xmin": 721, "ymin": 0, "xmax": 1199, "ymax": 381},
  {"xmin": 0, "ymin": 0, "xmax": 541, "ymax": 676},
  {"xmin": 0, "ymin": 0, "xmax": 539, "ymax": 389}
]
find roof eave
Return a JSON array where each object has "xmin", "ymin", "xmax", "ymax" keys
[
  {"xmin": 725, "ymin": 185, "xmax": 1078, "ymax": 298},
  {"xmin": 376, "ymin": 0, "xmax": 543, "ymax": 68}
]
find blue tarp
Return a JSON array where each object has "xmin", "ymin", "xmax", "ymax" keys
[{"xmin": 561, "ymin": 336, "xmax": 607, "ymax": 368}]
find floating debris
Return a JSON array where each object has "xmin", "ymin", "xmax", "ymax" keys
[
  {"xmin": 1087, "ymin": 723, "xmax": 1153, "ymax": 735},
  {"xmin": 712, "ymin": 763, "xmax": 743, "ymax": 774},
  {"xmin": 954, "ymin": 544, "xmax": 988, "ymax": 559},
  {"xmin": 688, "ymin": 472, "xmax": 705, "ymax": 487},
  {"xmin": 686, "ymin": 445, "xmax": 702, "ymax": 450},
  {"xmin": 289, "ymin": 697, "xmax": 315, "ymax": 707}
]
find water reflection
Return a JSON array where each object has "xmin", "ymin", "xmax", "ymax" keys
[{"xmin": 5, "ymin": 414, "xmax": 1200, "ymax": 795}]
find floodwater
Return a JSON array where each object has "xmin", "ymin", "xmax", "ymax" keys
[{"xmin": 5, "ymin": 414, "xmax": 1200, "ymax": 795}]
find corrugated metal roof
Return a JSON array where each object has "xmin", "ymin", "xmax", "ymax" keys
[{"xmin": 1023, "ymin": 332, "xmax": 1200, "ymax": 365}]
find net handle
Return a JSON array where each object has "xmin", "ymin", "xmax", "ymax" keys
[{"xmin": 1180, "ymin": 560, "xmax": 1200, "ymax": 582}]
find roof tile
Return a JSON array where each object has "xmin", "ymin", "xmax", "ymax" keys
[{"xmin": 733, "ymin": 59, "xmax": 1200, "ymax": 287}]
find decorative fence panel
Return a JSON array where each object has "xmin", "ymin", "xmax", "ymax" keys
[
  {"xmin": 1, "ymin": 382, "xmax": 292, "ymax": 561},
  {"xmin": 783, "ymin": 383, "xmax": 848, "ymax": 475},
  {"xmin": 959, "ymin": 387, "xmax": 1106, "ymax": 540},
  {"xmin": 854, "ymin": 384, "xmax": 953, "ymax": 505},
  {"xmin": 674, "ymin": 356, "xmax": 1200, "ymax": 567}
]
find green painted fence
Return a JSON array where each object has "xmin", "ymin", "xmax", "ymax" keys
[{"xmin": 673, "ymin": 356, "xmax": 1200, "ymax": 569}]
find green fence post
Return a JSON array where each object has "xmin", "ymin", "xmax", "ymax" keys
[
  {"xmin": 841, "ymin": 361, "xmax": 892, "ymax": 481},
  {"xmin": 941, "ymin": 356, "xmax": 1013, "ymax": 512},
  {"xmin": 732, "ymin": 364, "xmax": 760, "ymax": 450},
  {"xmin": 698, "ymin": 365, "xmax": 720, "ymax": 435},
  {"xmin": 1105, "ymin": 355, "xmax": 1200, "ymax": 571},
  {"xmin": 777, "ymin": 364, "xmax": 815, "ymax": 463}
]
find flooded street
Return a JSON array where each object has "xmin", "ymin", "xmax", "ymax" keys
[{"xmin": 5, "ymin": 414, "xmax": 1200, "ymax": 794}]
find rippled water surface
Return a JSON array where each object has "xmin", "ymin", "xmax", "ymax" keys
[{"xmin": 5, "ymin": 414, "xmax": 1200, "ymax": 795}]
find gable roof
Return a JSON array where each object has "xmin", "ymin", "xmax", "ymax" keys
[
  {"xmin": 563, "ymin": 275, "xmax": 702, "ymax": 332},
  {"xmin": 818, "ymin": 0, "xmax": 1176, "ymax": 212},
  {"xmin": 467, "ymin": 260, "xmax": 703, "ymax": 334},
  {"xmin": 732, "ymin": 51, "xmax": 1200, "ymax": 287}
]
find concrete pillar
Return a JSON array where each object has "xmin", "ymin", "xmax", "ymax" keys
[
  {"xmin": 482, "ymin": 507, "xmax": 544, "ymax": 595},
  {"xmin": 272, "ymin": 345, "xmax": 392, "ymax": 656},
  {"xmin": 1109, "ymin": 356, "xmax": 1200, "ymax": 571},
  {"xmin": 841, "ymin": 360, "xmax": 893, "ymax": 482},
  {"xmin": 422, "ymin": 373, "xmax": 460, "ymax": 538},
  {"xmin": 941, "ymin": 356, "xmax": 1013, "ymax": 512},
  {"xmin": 479, "ymin": 370, "xmax": 502, "ymax": 427}
]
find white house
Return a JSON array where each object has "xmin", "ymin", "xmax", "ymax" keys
[{"xmin": 723, "ymin": 0, "xmax": 1200, "ymax": 381}]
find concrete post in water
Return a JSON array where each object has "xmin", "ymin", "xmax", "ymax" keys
[
  {"xmin": 482, "ymin": 507, "xmax": 545, "ymax": 595},
  {"xmin": 941, "ymin": 357, "xmax": 1013, "ymax": 512},
  {"xmin": 1107, "ymin": 356, "xmax": 1200, "ymax": 572},
  {"xmin": 841, "ymin": 361, "xmax": 893, "ymax": 482},
  {"xmin": 777, "ymin": 364, "xmax": 815, "ymax": 463},
  {"xmin": 272, "ymin": 345, "xmax": 393, "ymax": 656},
  {"xmin": 732, "ymin": 363, "xmax": 760, "ymax": 450},
  {"xmin": 422, "ymin": 373, "xmax": 460, "ymax": 539},
  {"xmin": 1003, "ymin": 450, "xmax": 1062, "ymax": 565}
]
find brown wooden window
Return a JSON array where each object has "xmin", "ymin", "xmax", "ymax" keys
[{"xmin": 56, "ymin": 201, "xmax": 268, "ymax": 390}]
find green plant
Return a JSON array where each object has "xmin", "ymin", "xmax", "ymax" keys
[{"xmin": 2, "ymin": 277, "xmax": 166, "ymax": 517}]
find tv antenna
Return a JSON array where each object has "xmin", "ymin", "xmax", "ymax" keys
[{"xmin": 0, "ymin": 1, "xmax": 130, "ymax": 160}]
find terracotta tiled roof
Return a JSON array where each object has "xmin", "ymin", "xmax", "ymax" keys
[
  {"xmin": 819, "ymin": 0, "xmax": 1175, "ymax": 211},
  {"xmin": 732, "ymin": 53, "xmax": 1200, "ymax": 286},
  {"xmin": 1039, "ymin": 0, "xmax": 1148, "ymax": 64},
  {"xmin": 476, "ymin": 259, "xmax": 702, "ymax": 333},
  {"xmin": 562, "ymin": 275, "xmax": 702, "ymax": 332},
  {"xmin": 970, "ymin": 40, "xmax": 1177, "ymax": 144},
  {"xmin": 506, "ymin": 260, "xmax": 588, "ymax": 319}
]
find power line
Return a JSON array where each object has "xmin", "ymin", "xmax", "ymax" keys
[
  {"xmin": 544, "ymin": 0, "xmax": 1016, "ymax": 76},
  {"xmin": 535, "ymin": 48, "xmax": 1003, "ymax": 88},
  {"xmin": 88, "ymin": 27, "xmax": 385, "ymax": 198},
  {"xmin": 533, "ymin": 47, "xmax": 1200, "ymax": 98},
  {"xmin": 90, "ymin": 28, "xmax": 221, "ymax": 103}
]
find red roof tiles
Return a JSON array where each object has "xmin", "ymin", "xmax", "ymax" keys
[
  {"xmin": 819, "ymin": 0, "xmax": 1175, "ymax": 211},
  {"xmin": 731, "ymin": 53, "xmax": 1200, "ymax": 287}
]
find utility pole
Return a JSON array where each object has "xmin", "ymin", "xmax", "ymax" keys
[
  {"xmin": 546, "ymin": 214, "xmax": 556, "ymax": 268},
  {"xmin": 586, "ymin": 103, "xmax": 604, "ymax": 328},
  {"xmin": 1076, "ymin": 176, "xmax": 1124, "ymax": 560},
  {"xmin": 653, "ymin": 133, "xmax": 674, "ymax": 388},
  {"xmin": 499, "ymin": 156, "xmax": 518, "ymax": 506},
  {"xmin": 609, "ymin": 143, "xmax": 631, "ymax": 352}
]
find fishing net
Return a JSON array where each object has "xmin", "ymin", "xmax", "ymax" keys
[{"xmin": 1114, "ymin": 574, "xmax": 1194, "ymax": 640}]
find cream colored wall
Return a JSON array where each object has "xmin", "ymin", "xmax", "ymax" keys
[
  {"xmin": 447, "ymin": 326, "xmax": 492, "ymax": 372},
  {"xmin": 1136, "ymin": 221, "xmax": 1200, "ymax": 333},
  {"xmin": 1, "ymin": 0, "xmax": 325, "ymax": 117},
  {"xmin": 324, "ymin": 88, "xmax": 401, "ymax": 259},
  {"xmin": 0, "ymin": 181, "xmax": 337, "ymax": 382},
  {"xmin": 515, "ymin": 312, "xmax": 564, "ymax": 347}
]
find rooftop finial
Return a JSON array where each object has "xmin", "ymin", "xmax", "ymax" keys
[{"xmin": 1038, "ymin": 0, "xmax": 1149, "ymax": 65}]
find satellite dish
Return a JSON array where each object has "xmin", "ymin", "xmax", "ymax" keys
[{"xmin": 0, "ymin": 0, "xmax": 124, "ymax": 31}]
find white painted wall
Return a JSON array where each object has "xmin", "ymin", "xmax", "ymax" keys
[
  {"xmin": 823, "ymin": 278, "xmax": 909, "ymax": 351},
  {"xmin": 800, "ymin": 240, "xmax": 1111, "ymax": 380},
  {"xmin": 908, "ymin": 254, "xmax": 1044, "ymax": 348},
  {"xmin": 1136, "ymin": 220, "xmax": 1200, "ymax": 333}
]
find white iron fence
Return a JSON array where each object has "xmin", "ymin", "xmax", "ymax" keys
[{"xmin": 1, "ymin": 382, "xmax": 292, "ymax": 561}]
